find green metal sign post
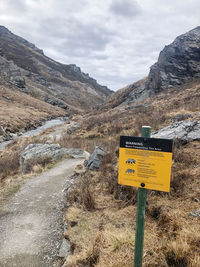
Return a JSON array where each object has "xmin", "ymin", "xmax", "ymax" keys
[{"xmin": 134, "ymin": 126, "xmax": 151, "ymax": 267}]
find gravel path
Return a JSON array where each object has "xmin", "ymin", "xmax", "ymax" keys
[{"xmin": 0, "ymin": 158, "xmax": 83, "ymax": 267}]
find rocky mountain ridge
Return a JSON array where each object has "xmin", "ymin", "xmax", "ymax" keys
[
  {"xmin": 107, "ymin": 26, "xmax": 200, "ymax": 108},
  {"xmin": 146, "ymin": 26, "xmax": 200, "ymax": 94},
  {"xmin": 0, "ymin": 26, "xmax": 112, "ymax": 111}
]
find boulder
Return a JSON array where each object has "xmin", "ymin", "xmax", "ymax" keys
[
  {"xmin": 152, "ymin": 120, "xmax": 200, "ymax": 144},
  {"xmin": 20, "ymin": 143, "xmax": 90, "ymax": 173},
  {"xmin": 84, "ymin": 146, "xmax": 105, "ymax": 170}
]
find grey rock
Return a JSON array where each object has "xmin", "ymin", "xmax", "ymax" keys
[
  {"xmin": 0, "ymin": 126, "xmax": 6, "ymax": 136},
  {"xmin": 41, "ymin": 94, "xmax": 68, "ymax": 110},
  {"xmin": 84, "ymin": 146, "xmax": 105, "ymax": 170},
  {"xmin": 61, "ymin": 261, "xmax": 67, "ymax": 267},
  {"xmin": 10, "ymin": 75, "xmax": 26, "ymax": 89},
  {"xmin": 0, "ymin": 140, "xmax": 12, "ymax": 152},
  {"xmin": 146, "ymin": 26, "xmax": 200, "ymax": 94},
  {"xmin": 0, "ymin": 55, "xmax": 27, "ymax": 91},
  {"xmin": 68, "ymin": 64, "xmax": 82, "ymax": 75},
  {"xmin": 119, "ymin": 83, "xmax": 150, "ymax": 107},
  {"xmin": 58, "ymin": 238, "xmax": 71, "ymax": 258},
  {"xmin": 20, "ymin": 143, "xmax": 90, "ymax": 173},
  {"xmin": 63, "ymin": 148, "xmax": 90, "ymax": 159},
  {"xmin": 9, "ymin": 133, "xmax": 18, "ymax": 139},
  {"xmin": 189, "ymin": 209, "xmax": 200, "ymax": 218},
  {"xmin": 152, "ymin": 120, "xmax": 200, "ymax": 143},
  {"xmin": 67, "ymin": 123, "xmax": 80, "ymax": 135},
  {"xmin": 0, "ymin": 126, "xmax": 12, "ymax": 142}
]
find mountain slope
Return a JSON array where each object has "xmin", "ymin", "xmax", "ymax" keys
[
  {"xmin": 107, "ymin": 26, "xmax": 200, "ymax": 108},
  {"xmin": 0, "ymin": 26, "xmax": 112, "ymax": 111}
]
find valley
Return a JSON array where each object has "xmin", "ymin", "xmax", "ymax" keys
[{"xmin": 0, "ymin": 25, "xmax": 200, "ymax": 267}]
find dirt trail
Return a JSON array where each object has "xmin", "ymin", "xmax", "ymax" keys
[{"xmin": 0, "ymin": 158, "xmax": 83, "ymax": 267}]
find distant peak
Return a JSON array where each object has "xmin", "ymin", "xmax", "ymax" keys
[
  {"xmin": 184, "ymin": 25, "xmax": 200, "ymax": 36},
  {"xmin": 0, "ymin": 25, "xmax": 8, "ymax": 31},
  {"xmin": 192, "ymin": 26, "xmax": 200, "ymax": 31},
  {"xmin": 0, "ymin": 26, "xmax": 9, "ymax": 32}
]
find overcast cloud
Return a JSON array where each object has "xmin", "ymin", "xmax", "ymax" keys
[{"xmin": 0, "ymin": 0, "xmax": 200, "ymax": 90}]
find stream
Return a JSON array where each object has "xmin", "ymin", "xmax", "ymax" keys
[{"xmin": 0, "ymin": 117, "xmax": 68, "ymax": 152}]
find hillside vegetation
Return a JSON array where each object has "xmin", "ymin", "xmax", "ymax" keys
[{"xmin": 61, "ymin": 79, "xmax": 200, "ymax": 266}]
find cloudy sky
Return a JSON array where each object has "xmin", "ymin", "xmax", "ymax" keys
[{"xmin": 0, "ymin": 0, "xmax": 200, "ymax": 90}]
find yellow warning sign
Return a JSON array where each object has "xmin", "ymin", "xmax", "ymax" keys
[{"xmin": 118, "ymin": 136, "xmax": 173, "ymax": 192}]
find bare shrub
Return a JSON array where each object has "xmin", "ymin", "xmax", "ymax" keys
[
  {"xmin": 67, "ymin": 174, "xmax": 96, "ymax": 211},
  {"xmin": 60, "ymin": 136, "xmax": 95, "ymax": 154},
  {"xmin": 173, "ymin": 146, "xmax": 197, "ymax": 168},
  {"xmin": 0, "ymin": 150, "xmax": 20, "ymax": 181},
  {"xmin": 171, "ymin": 170, "xmax": 193, "ymax": 195},
  {"xmin": 22, "ymin": 156, "xmax": 53, "ymax": 173},
  {"xmin": 183, "ymin": 93, "xmax": 200, "ymax": 111},
  {"xmin": 158, "ymin": 211, "xmax": 180, "ymax": 237},
  {"xmin": 165, "ymin": 251, "xmax": 188, "ymax": 267},
  {"xmin": 84, "ymin": 112, "xmax": 122, "ymax": 132}
]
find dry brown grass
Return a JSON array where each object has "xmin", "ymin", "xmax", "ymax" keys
[
  {"xmin": 65, "ymin": 150, "xmax": 200, "ymax": 266},
  {"xmin": 63, "ymin": 79, "xmax": 200, "ymax": 266},
  {"xmin": 66, "ymin": 173, "xmax": 96, "ymax": 211},
  {"xmin": 32, "ymin": 164, "xmax": 43, "ymax": 174}
]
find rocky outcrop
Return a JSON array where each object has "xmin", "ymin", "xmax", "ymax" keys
[
  {"xmin": 0, "ymin": 55, "xmax": 27, "ymax": 91},
  {"xmin": 119, "ymin": 82, "xmax": 149, "ymax": 106},
  {"xmin": 20, "ymin": 143, "xmax": 90, "ymax": 173},
  {"xmin": 152, "ymin": 120, "xmax": 200, "ymax": 144},
  {"xmin": 105, "ymin": 78, "xmax": 148, "ymax": 108},
  {"xmin": 84, "ymin": 146, "xmax": 105, "ymax": 170},
  {"xmin": 146, "ymin": 26, "xmax": 200, "ymax": 94}
]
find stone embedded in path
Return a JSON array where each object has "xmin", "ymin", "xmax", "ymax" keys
[
  {"xmin": 84, "ymin": 146, "xmax": 105, "ymax": 170},
  {"xmin": 58, "ymin": 238, "xmax": 71, "ymax": 258},
  {"xmin": 152, "ymin": 120, "xmax": 200, "ymax": 143},
  {"xmin": 189, "ymin": 209, "xmax": 200, "ymax": 218},
  {"xmin": 20, "ymin": 143, "xmax": 90, "ymax": 173}
]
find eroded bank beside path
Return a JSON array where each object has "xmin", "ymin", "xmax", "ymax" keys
[{"xmin": 0, "ymin": 158, "xmax": 83, "ymax": 267}]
